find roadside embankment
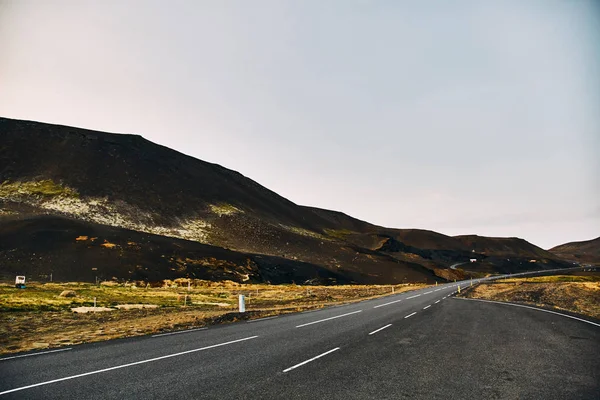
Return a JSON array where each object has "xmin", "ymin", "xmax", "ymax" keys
[{"xmin": 458, "ymin": 274, "xmax": 600, "ymax": 319}]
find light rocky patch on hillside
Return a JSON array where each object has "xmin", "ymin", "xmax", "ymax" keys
[{"xmin": 0, "ymin": 180, "xmax": 211, "ymax": 243}]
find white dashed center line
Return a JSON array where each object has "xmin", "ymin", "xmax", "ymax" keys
[
  {"xmin": 406, "ymin": 294, "xmax": 421, "ymax": 299},
  {"xmin": 368, "ymin": 324, "xmax": 392, "ymax": 335},
  {"xmin": 405, "ymin": 312, "xmax": 417, "ymax": 319},
  {"xmin": 283, "ymin": 347, "xmax": 340, "ymax": 373},
  {"xmin": 296, "ymin": 310, "xmax": 362, "ymax": 328},
  {"xmin": 434, "ymin": 300, "xmax": 440, "ymax": 304},
  {"xmin": 373, "ymin": 299, "xmax": 402, "ymax": 308},
  {"xmin": 423, "ymin": 305, "xmax": 431, "ymax": 310}
]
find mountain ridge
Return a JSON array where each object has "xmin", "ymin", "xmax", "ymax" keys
[{"xmin": 0, "ymin": 116, "xmax": 571, "ymax": 283}]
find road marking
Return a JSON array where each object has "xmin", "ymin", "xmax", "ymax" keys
[
  {"xmin": 443, "ymin": 296, "xmax": 447, "ymax": 299},
  {"xmin": 405, "ymin": 312, "xmax": 417, "ymax": 319},
  {"xmin": 434, "ymin": 300, "xmax": 440, "ymax": 304},
  {"xmin": 368, "ymin": 324, "xmax": 392, "ymax": 335},
  {"xmin": 424, "ymin": 291, "xmax": 433, "ymax": 294},
  {"xmin": 0, "ymin": 348, "xmax": 72, "ymax": 362},
  {"xmin": 246, "ymin": 316, "xmax": 278, "ymax": 323},
  {"xmin": 283, "ymin": 347, "xmax": 340, "ymax": 373},
  {"xmin": 296, "ymin": 310, "xmax": 362, "ymax": 328},
  {"xmin": 434, "ymin": 289, "xmax": 441, "ymax": 292},
  {"xmin": 151, "ymin": 328, "xmax": 207, "ymax": 337},
  {"xmin": 0, "ymin": 336, "xmax": 258, "ymax": 396},
  {"xmin": 373, "ymin": 299, "xmax": 402, "ymax": 308},
  {"xmin": 455, "ymin": 298, "xmax": 600, "ymax": 328},
  {"xmin": 423, "ymin": 305, "xmax": 431, "ymax": 310},
  {"xmin": 406, "ymin": 294, "xmax": 421, "ymax": 299}
]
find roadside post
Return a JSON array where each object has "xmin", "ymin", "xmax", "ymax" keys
[
  {"xmin": 458, "ymin": 285, "xmax": 461, "ymax": 294},
  {"xmin": 239, "ymin": 295, "xmax": 246, "ymax": 313}
]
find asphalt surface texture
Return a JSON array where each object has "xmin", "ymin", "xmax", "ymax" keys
[{"xmin": 1, "ymin": 273, "xmax": 598, "ymax": 399}]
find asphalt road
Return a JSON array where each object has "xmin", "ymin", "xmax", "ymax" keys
[{"xmin": 1, "ymin": 276, "xmax": 598, "ymax": 399}]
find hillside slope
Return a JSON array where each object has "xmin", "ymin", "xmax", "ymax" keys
[
  {"xmin": 0, "ymin": 117, "xmax": 570, "ymax": 283},
  {"xmin": 454, "ymin": 235, "xmax": 557, "ymax": 259},
  {"xmin": 550, "ymin": 237, "xmax": 600, "ymax": 265}
]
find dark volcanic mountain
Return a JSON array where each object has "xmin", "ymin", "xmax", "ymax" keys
[
  {"xmin": 0, "ymin": 117, "xmax": 570, "ymax": 283},
  {"xmin": 550, "ymin": 237, "xmax": 600, "ymax": 266}
]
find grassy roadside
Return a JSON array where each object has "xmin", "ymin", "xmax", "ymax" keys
[
  {"xmin": 458, "ymin": 274, "xmax": 600, "ymax": 320},
  {"xmin": 0, "ymin": 280, "xmax": 429, "ymax": 355}
]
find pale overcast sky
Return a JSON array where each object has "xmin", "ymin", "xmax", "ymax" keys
[{"xmin": 1, "ymin": 0, "xmax": 599, "ymax": 249}]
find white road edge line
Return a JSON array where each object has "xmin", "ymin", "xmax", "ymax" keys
[
  {"xmin": 296, "ymin": 310, "xmax": 362, "ymax": 328},
  {"xmin": 246, "ymin": 316, "xmax": 278, "ymax": 323},
  {"xmin": 0, "ymin": 348, "xmax": 72, "ymax": 362},
  {"xmin": 373, "ymin": 299, "xmax": 402, "ymax": 309},
  {"xmin": 368, "ymin": 324, "xmax": 392, "ymax": 335},
  {"xmin": 423, "ymin": 305, "xmax": 431, "ymax": 310},
  {"xmin": 151, "ymin": 328, "xmax": 207, "ymax": 337},
  {"xmin": 455, "ymin": 298, "xmax": 600, "ymax": 328},
  {"xmin": 0, "ymin": 336, "xmax": 259, "ymax": 396},
  {"xmin": 406, "ymin": 294, "xmax": 421, "ymax": 299},
  {"xmin": 405, "ymin": 312, "xmax": 417, "ymax": 319},
  {"xmin": 283, "ymin": 347, "xmax": 340, "ymax": 373}
]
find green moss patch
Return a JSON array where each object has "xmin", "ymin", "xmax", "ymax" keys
[{"xmin": 0, "ymin": 180, "xmax": 79, "ymax": 198}]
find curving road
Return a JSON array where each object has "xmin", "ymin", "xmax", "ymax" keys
[{"xmin": 1, "ymin": 273, "xmax": 598, "ymax": 399}]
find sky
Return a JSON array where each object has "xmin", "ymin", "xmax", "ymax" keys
[{"xmin": 1, "ymin": 0, "xmax": 599, "ymax": 249}]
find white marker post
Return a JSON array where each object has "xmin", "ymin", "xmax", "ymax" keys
[{"xmin": 239, "ymin": 295, "xmax": 246, "ymax": 313}]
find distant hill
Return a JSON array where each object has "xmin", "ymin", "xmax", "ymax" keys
[
  {"xmin": 549, "ymin": 237, "xmax": 600, "ymax": 266},
  {"xmin": 454, "ymin": 235, "xmax": 558, "ymax": 259},
  {"xmin": 0, "ymin": 117, "xmax": 570, "ymax": 283}
]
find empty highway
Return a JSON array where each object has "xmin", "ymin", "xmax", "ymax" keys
[{"xmin": 1, "ymin": 277, "xmax": 598, "ymax": 399}]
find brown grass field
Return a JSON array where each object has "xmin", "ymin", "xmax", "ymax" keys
[
  {"xmin": 0, "ymin": 279, "xmax": 428, "ymax": 355},
  {"xmin": 460, "ymin": 274, "xmax": 600, "ymax": 319}
]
